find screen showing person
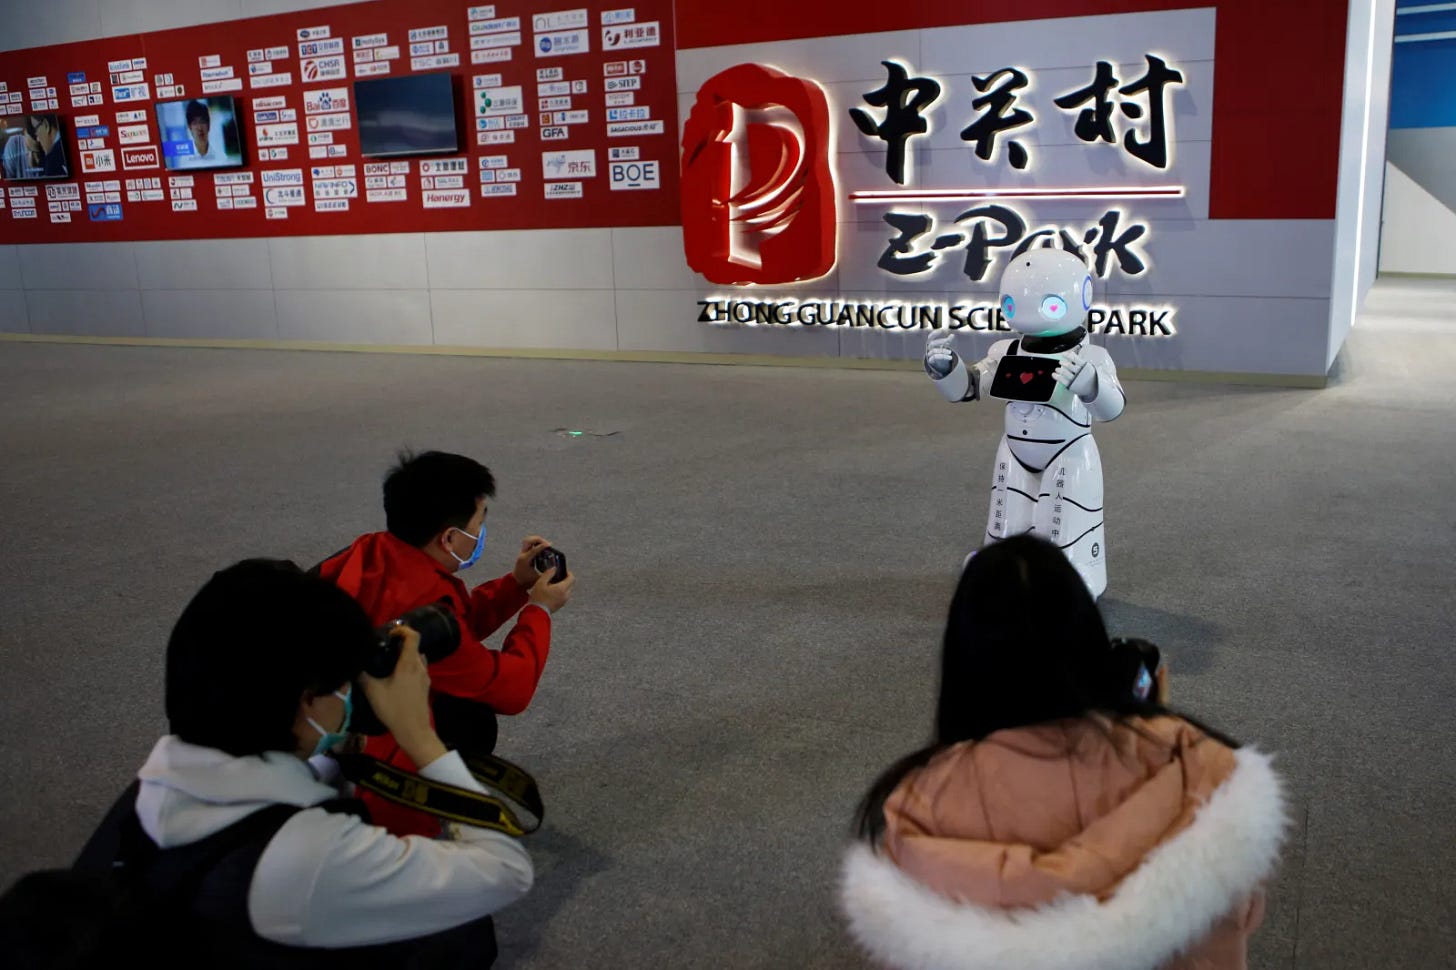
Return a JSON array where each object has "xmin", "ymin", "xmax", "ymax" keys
[
  {"xmin": 0, "ymin": 113, "xmax": 69, "ymax": 180},
  {"xmin": 155, "ymin": 97, "xmax": 244, "ymax": 170}
]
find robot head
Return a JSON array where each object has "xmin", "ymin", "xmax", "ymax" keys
[{"xmin": 997, "ymin": 247, "xmax": 1093, "ymax": 337}]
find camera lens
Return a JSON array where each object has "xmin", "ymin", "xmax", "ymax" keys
[{"xmin": 395, "ymin": 604, "xmax": 460, "ymax": 664}]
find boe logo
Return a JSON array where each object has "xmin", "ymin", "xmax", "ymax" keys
[
  {"xmin": 610, "ymin": 160, "xmax": 659, "ymax": 190},
  {"xmin": 681, "ymin": 64, "xmax": 836, "ymax": 285}
]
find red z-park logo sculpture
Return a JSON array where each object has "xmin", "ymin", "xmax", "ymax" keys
[{"xmin": 680, "ymin": 64, "xmax": 836, "ymax": 285}]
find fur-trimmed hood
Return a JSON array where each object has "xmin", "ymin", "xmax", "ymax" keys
[{"xmin": 840, "ymin": 720, "xmax": 1287, "ymax": 970}]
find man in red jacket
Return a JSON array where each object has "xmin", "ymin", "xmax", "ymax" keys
[{"xmin": 318, "ymin": 451, "xmax": 574, "ymax": 837}]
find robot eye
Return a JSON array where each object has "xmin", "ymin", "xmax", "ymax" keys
[
  {"xmin": 1001, "ymin": 295, "xmax": 1016, "ymax": 320},
  {"xmin": 1039, "ymin": 295, "xmax": 1067, "ymax": 321}
]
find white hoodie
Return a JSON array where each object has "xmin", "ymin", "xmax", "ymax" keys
[{"xmin": 135, "ymin": 735, "xmax": 534, "ymax": 948}]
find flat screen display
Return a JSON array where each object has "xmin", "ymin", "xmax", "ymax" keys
[
  {"xmin": 988, "ymin": 354, "xmax": 1059, "ymax": 402},
  {"xmin": 154, "ymin": 96, "xmax": 245, "ymax": 171},
  {"xmin": 0, "ymin": 113, "xmax": 70, "ymax": 180},
  {"xmin": 354, "ymin": 73, "xmax": 459, "ymax": 158}
]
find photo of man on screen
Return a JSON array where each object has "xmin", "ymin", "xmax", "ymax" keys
[
  {"xmin": 1, "ymin": 114, "xmax": 68, "ymax": 179},
  {"xmin": 157, "ymin": 98, "xmax": 243, "ymax": 171},
  {"xmin": 185, "ymin": 100, "xmax": 224, "ymax": 165}
]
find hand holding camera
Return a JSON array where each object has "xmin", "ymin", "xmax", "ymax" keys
[
  {"xmin": 348, "ymin": 603, "xmax": 461, "ymax": 738},
  {"xmin": 359, "ymin": 626, "xmax": 446, "ymax": 769},
  {"xmin": 513, "ymin": 535, "xmax": 574, "ymax": 613},
  {"xmin": 513, "ymin": 536, "xmax": 553, "ymax": 588},
  {"xmin": 528, "ymin": 556, "xmax": 574, "ymax": 614}
]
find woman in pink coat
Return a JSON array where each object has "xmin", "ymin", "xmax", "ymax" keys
[{"xmin": 841, "ymin": 534, "xmax": 1287, "ymax": 970}]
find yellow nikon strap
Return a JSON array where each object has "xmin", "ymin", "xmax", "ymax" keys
[{"xmin": 332, "ymin": 752, "xmax": 543, "ymax": 837}]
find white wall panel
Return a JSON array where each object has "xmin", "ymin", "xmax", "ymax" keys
[
  {"xmin": 268, "ymin": 234, "xmax": 428, "ymax": 290},
  {"xmin": 275, "ymin": 289, "xmax": 433, "ymax": 343},
  {"xmin": 611, "ymin": 227, "xmax": 699, "ymax": 290},
  {"xmin": 237, "ymin": 0, "xmax": 363, "ymax": 17},
  {"xmin": 142, "ymin": 289, "xmax": 279, "ymax": 340},
  {"xmin": 1329, "ymin": 0, "xmax": 1396, "ymax": 369},
  {"xmin": 425, "ymin": 229, "xmax": 615, "ymax": 290},
  {"xmin": 19, "ymin": 242, "xmax": 139, "ymax": 290},
  {"xmin": 676, "ymin": 31, "xmax": 920, "ymax": 93},
  {"xmin": 1102, "ymin": 295, "xmax": 1331, "ymax": 376},
  {"xmin": 834, "ymin": 324, "xmax": 923, "ymax": 362},
  {"xmin": 916, "ymin": 9, "xmax": 1216, "ymax": 76},
  {"xmin": 135, "ymin": 239, "xmax": 273, "ymax": 290},
  {"xmin": 98, "ymin": 0, "xmax": 243, "ymax": 36},
  {"xmin": 0, "ymin": 245, "xmax": 21, "ymax": 290},
  {"xmin": 26, "ymin": 288, "xmax": 143, "ymax": 336},
  {"xmin": 611, "ymin": 225, "xmax": 843, "ymax": 293},
  {"xmin": 0, "ymin": 290, "xmax": 29, "ymax": 332},
  {"xmin": 431, "ymin": 289, "xmax": 617, "ymax": 349},
  {"xmin": 1378, "ymin": 163, "xmax": 1456, "ymax": 276},
  {"xmin": 0, "ymin": 0, "xmax": 102, "ymax": 53},
  {"xmin": 1386, "ymin": 127, "xmax": 1456, "ymax": 211}
]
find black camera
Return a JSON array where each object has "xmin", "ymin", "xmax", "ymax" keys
[
  {"xmin": 532, "ymin": 547, "xmax": 568, "ymax": 584},
  {"xmin": 1110, "ymin": 637, "xmax": 1162, "ymax": 702},
  {"xmin": 363, "ymin": 604, "xmax": 461, "ymax": 678},
  {"xmin": 350, "ymin": 604, "xmax": 461, "ymax": 737}
]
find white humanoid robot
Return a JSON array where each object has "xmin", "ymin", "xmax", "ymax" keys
[{"xmin": 925, "ymin": 247, "xmax": 1126, "ymax": 598}]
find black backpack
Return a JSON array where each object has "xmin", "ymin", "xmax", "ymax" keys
[
  {"xmin": 0, "ymin": 780, "xmax": 368, "ymax": 969},
  {"xmin": 1, "ymin": 781, "xmax": 500, "ymax": 969}
]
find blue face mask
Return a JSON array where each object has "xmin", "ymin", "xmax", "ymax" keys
[
  {"xmin": 448, "ymin": 523, "xmax": 487, "ymax": 570},
  {"xmin": 306, "ymin": 687, "xmax": 352, "ymax": 757}
]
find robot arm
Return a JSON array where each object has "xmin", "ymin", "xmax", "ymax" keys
[
  {"xmin": 924, "ymin": 330, "xmax": 997, "ymax": 403},
  {"xmin": 1053, "ymin": 345, "xmax": 1125, "ymax": 422}
]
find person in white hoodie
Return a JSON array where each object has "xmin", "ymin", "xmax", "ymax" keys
[{"xmin": 5, "ymin": 558, "xmax": 534, "ymax": 969}]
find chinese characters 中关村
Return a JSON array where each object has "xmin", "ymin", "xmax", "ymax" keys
[{"xmin": 851, "ymin": 55, "xmax": 1186, "ymax": 177}]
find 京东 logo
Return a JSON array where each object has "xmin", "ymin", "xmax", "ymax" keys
[{"xmin": 681, "ymin": 64, "xmax": 836, "ymax": 285}]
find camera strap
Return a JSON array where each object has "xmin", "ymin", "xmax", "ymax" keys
[{"xmin": 332, "ymin": 752, "xmax": 543, "ymax": 837}]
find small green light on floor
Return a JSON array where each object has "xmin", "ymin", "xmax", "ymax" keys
[{"xmin": 566, "ymin": 430, "xmax": 584, "ymax": 436}]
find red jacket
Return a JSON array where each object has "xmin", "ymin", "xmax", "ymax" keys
[{"xmin": 318, "ymin": 531, "xmax": 551, "ymax": 835}]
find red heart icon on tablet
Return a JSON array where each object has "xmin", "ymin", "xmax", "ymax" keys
[{"xmin": 1020, "ymin": 373, "xmax": 1033, "ymax": 384}]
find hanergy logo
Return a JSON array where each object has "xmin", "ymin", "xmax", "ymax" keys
[{"xmin": 681, "ymin": 64, "xmax": 836, "ymax": 285}]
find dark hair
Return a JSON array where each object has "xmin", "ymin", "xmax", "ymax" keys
[
  {"xmin": 165, "ymin": 559, "xmax": 376, "ymax": 756},
  {"xmin": 383, "ymin": 450, "xmax": 496, "ymax": 547},
  {"xmin": 855, "ymin": 534, "xmax": 1237, "ymax": 842},
  {"xmin": 184, "ymin": 100, "xmax": 210, "ymax": 125}
]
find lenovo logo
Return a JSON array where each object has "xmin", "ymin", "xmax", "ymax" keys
[
  {"xmin": 121, "ymin": 146, "xmax": 160, "ymax": 170},
  {"xmin": 681, "ymin": 64, "xmax": 836, "ymax": 285}
]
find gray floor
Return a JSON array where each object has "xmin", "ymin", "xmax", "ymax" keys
[{"xmin": 1, "ymin": 278, "xmax": 1454, "ymax": 969}]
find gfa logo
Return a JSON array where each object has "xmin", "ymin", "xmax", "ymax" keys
[{"xmin": 681, "ymin": 64, "xmax": 836, "ymax": 285}]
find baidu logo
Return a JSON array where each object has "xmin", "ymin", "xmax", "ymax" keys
[{"xmin": 681, "ymin": 64, "xmax": 837, "ymax": 285}]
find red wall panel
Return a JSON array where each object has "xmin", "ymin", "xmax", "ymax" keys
[
  {"xmin": 0, "ymin": 0, "xmax": 680, "ymax": 243},
  {"xmin": 671, "ymin": 0, "xmax": 1353, "ymax": 221}
]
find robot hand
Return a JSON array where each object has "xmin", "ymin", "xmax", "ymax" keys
[
  {"xmin": 924, "ymin": 329, "xmax": 960, "ymax": 380},
  {"xmin": 1054, "ymin": 350, "xmax": 1098, "ymax": 399}
]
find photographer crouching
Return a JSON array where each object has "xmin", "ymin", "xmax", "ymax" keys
[
  {"xmin": 0, "ymin": 559, "xmax": 533, "ymax": 968},
  {"xmin": 317, "ymin": 450, "xmax": 574, "ymax": 839}
]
